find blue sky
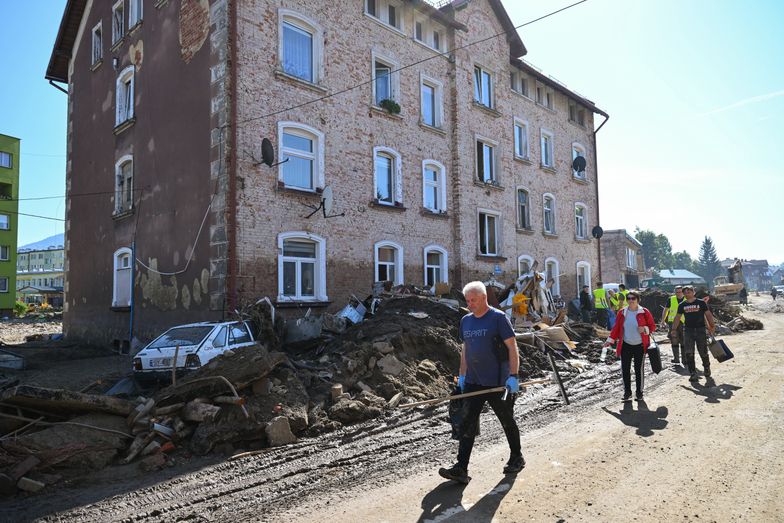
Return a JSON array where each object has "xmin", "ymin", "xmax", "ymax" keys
[{"xmin": 1, "ymin": 0, "xmax": 782, "ymax": 264}]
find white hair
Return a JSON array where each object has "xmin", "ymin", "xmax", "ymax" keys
[{"xmin": 462, "ymin": 281, "xmax": 487, "ymax": 297}]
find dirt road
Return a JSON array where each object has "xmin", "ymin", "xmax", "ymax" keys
[{"xmin": 3, "ymin": 299, "xmax": 781, "ymax": 522}]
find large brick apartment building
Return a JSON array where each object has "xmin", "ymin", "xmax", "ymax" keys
[{"xmin": 46, "ymin": 0, "xmax": 607, "ymax": 346}]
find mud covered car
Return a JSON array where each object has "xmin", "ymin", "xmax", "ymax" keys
[{"xmin": 133, "ymin": 321, "xmax": 256, "ymax": 381}]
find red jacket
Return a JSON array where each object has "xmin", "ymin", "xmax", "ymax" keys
[{"xmin": 607, "ymin": 306, "xmax": 657, "ymax": 356}]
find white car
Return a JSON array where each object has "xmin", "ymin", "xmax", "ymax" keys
[{"xmin": 133, "ymin": 321, "xmax": 256, "ymax": 380}]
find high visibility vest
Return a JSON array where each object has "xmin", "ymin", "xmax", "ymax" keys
[
  {"xmin": 593, "ymin": 288, "xmax": 608, "ymax": 309},
  {"xmin": 617, "ymin": 289, "xmax": 629, "ymax": 308},
  {"xmin": 666, "ymin": 295, "xmax": 683, "ymax": 322},
  {"xmin": 609, "ymin": 293, "xmax": 620, "ymax": 310}
]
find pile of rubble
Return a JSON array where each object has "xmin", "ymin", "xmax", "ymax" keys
[{"xmin": 0, "ymin": 286, "xmax": 620, "ymax": 495}]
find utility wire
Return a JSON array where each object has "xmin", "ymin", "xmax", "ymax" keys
[
  {"xmin": 1, "ymin": 186, "xmax": 151, "ymax": 203},
  {"xmin": 6, "ymin": 210, "xmax": 65, "ymax": 222},
  {"xmin": 236, "ymin": 0, "xmax": 588, "ymax": 127}
]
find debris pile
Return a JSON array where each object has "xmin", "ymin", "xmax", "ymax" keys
[{"xmin": 639, "ymin": 289, "xmax": 763, "ymax": 332}]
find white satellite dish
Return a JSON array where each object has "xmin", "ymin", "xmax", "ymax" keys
[{"xmin": 322, "ymin": 185, "xmax": 334, "ymax": 215}]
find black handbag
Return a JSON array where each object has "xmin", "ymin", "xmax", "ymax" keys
[{"xmin": 647, "ymin": 337, "xmax": 662, "ymax": 374}]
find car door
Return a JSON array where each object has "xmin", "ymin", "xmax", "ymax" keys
[
  {"xmin": 199, "ymin": 326, "xmax": 227, "ymax": 365},
  {"xmin": 227, "ymin": 322, "xmax": 256, "ymax": 350}
]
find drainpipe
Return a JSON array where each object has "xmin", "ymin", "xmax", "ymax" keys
[
  {"xmin": 127, "ymin": 239, "xmax": 136, "ymax": 354},
  {"xmin": 592, "ymin": 113, "xmax": 609, "ymax": 281},
  {"xmin": 226, "ymin": 0, "xmax": 239, "ymax": 315},
  {"xmin": 48, "ymin": 80, "xmax": 68, "ymax": 95}
]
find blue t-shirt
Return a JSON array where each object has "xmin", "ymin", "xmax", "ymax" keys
[{"xmin": 460, "ymin": 307, "xmax": 516, "ymax": 386}]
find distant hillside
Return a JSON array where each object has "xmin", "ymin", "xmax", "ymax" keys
[{"xmin": 18, "ymin": 233, "xmax": 65, "ymax": 252}]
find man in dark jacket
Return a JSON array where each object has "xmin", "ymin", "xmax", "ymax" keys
[
  {"xmin": 579, "ymin": 285, "xmax": 592, "ymax": 323},
  {"xmin": 438, "ymin": 281, "xmax": 524, "ymax": 485}
]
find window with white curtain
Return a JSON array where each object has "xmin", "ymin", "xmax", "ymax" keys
[
  {"xmin": 278, "ymin": 232, "xmax": 327, "ymax": 301},
  {"xmin": 423, "ymin": 161, "xmax": 445, "ymax": 212},
  {"xmin": 115, "ymin": 157, "xmax": 134, "ymax": 213},
  {"xmin": 91, "ymin": 23, "xmax": 102, "ymax": 65},
  {"xmin": 514, "ymin": 119, "xmax": 529, "ymax": 159},
  {"xmin": 541, "ymin": 130, "xmax": 554, "ymax": 168},
  {"xmin": 128, "ymin": 0, "xmax": 143, "ymax": 27},
  {"xmin": 113, "ymin": 248, "xmax": 132, "ymax": 307},
  {"xmin": 543, "ymin": 194, "xmax": 556, "ymax": 234},
  {"xmin": 282, "ymin": 21, "xmax": 313, "ymax": 81},
  {"xmin": 545, "ymin": 258, "xmax": 560, "ymax": 296},
  {"xmin": 476, "ymin": 138, "xmax": 495, "ymax": 183},
  {"xmin": 575, "ymin": 204, "xmax": 587, "ymax": 239},
  {"xmin": 577, "ymin": 261, "xmax": 591, "ymax": 294},
  {"xmin": 281, "ymin": 130, "xmax": 315, "ymax": 189},
  {"xmin": 374, "ymin": 147, "xmax": 401, "ymax": 205},
  {"xmin": 115, "ymin": 66, "xmax": 135, "ymax": 126},
  {"xmin": 112, "ymin": 0, "xmax": 125, "ymax": 44}
]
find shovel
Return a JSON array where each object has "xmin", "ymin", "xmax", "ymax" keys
[{"xmin": 397, "ymin": 378, "xmax": 552, "ymax": 409}]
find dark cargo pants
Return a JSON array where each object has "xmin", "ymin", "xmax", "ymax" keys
[
  {"xmin": 668, "ymin": 321, "xmax": 684, "ymax": 361},
  {"xmin": 683, "ymin": 327, "xmax": 710, "ymax": 374}
]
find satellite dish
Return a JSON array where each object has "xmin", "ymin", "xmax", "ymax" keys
[
  {"xmin": 261, "ymin": 138, "xmax": 275, "ymax": 167},
  {"xmin": 322, "ymin": 185, "xmax": 334, "ymax": 215},
  {"xmin": 591, "ymin": 225, "xmax": 604, "ymax": 239},
  {"xmin": 572, "ymin": 155, "xmax": 587, "ymax": 173}
]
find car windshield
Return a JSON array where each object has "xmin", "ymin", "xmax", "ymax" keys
[{"xmin": 147, "ymin": 326, "xmax": 213, "ymax": 349}]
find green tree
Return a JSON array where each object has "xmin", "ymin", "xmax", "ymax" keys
[
  {"xmin": 672, "ymin": 250, "xmax": 695, "ymax": 272},
  {"xmin": 634, "ymin": 228, "xmax": 673, "ymax": 269},
  {"xmin": 697, "ymin": 236, "xmax": 722, "ymax": 289}
]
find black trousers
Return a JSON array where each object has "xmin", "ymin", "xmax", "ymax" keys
[
  {"xmin": 595, "ymin": 308, "xmax": 609, "ymax": 329},
  {"xmin": 456, "ymin": 383, "xmax": 521, "ymax": 471},
  {"xmin": 683, "ymin": 327, "xmax": 710, "ymax": 374},
  {"xmin": 667, "ymin": 321, "xmax": 684, "ymax": 360},
  {"xmin": 621, "ymin": 342, "xmax": 644, "ymax": 395}
]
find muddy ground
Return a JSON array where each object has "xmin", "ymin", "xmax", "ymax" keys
[{"xmin": 1, "ymin": 295, "xmax": 781, "ymax": 522}]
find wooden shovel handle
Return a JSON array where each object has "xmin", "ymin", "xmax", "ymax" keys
[{"xmin": 398, "ymin": 378, "xmax": 551, "ymax": 409}]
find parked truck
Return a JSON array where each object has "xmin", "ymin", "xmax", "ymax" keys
[{"xmin": 713, "ymin": 259, "xmax": 746, "ymax": 302}]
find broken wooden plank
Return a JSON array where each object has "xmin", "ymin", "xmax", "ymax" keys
[{"xmin": 1, "ymin": 386, "xmax": 135, "ymax": 417}]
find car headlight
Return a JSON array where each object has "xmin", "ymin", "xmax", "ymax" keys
[
  {"xmin": 133, "ymin": 358, "xmax": 142, "ymax": 371},
  {"xmin": 185, "ymin": 354, "xmax": 201, "ymax": 369}
]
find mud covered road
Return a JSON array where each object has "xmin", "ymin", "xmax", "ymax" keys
[{"xmin": 3, "ymin": 298, "xmax": 782, "ymax": 522}]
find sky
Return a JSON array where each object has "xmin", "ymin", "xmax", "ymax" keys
[{"xmin": 0, "ymin": 0, "xmax": 782, "ymax": 264}]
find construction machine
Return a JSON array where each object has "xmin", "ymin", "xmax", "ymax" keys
[{"xmin": 713, "ymin": 259, "xmax": 746, "ymax": 302}]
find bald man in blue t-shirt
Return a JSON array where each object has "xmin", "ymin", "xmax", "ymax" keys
[{"xmin": 438, "ymin": 281, "xmax": 525, "ymax": 484}]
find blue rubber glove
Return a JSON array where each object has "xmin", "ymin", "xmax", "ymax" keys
[
  {"xmin": 457, "ymin": 375, "xmax": 466, "ymax": 392},
  {"xmin": 505, "ymin": 375, "xmax": 519, "ymax": 394}
]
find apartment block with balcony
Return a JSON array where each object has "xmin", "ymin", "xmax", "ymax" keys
[{"xmin": 0, "ymin": 134, "xmax": 20, "ymax": 316}]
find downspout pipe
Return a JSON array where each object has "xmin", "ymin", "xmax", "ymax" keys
[
  {"xmin": 227, "ymin": 0, "xmax": 239, "ymax": 315},
  {"xmin": 48, "ymin": 80, "xmax": 68, "ymax": 94},
  {"xmin": 592, "ymin": 113, "xmax": 609, "ymax": 281}
]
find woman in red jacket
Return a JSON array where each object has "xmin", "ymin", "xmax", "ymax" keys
[{"xmin": 602, "ymin": 291, "xmax": 657, "ymax": 401}]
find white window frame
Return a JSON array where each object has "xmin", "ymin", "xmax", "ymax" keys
[
  {"xmin": 0, "ymin": 152, "xmax": 10, "ymax": 169},
  {"xmin": 374, "ymin": 240, "xmax": 404, "ymax": 285},
  {"xmin": 422, "ymin": 160, "xmax": 446, "ymax": 213},
  {"xmin": 112, "ymin": 0, "xmax": 125, "ymax": 44},
  {"xmin": 0, "ymin": 246, "xmax": 9, "ymax": 261},
  {"xmin": 626, "ymin": 247, "xmax": 638, "ymax": 270},
  {"xmin": 371, "ymin": 51, "xmax": 400, "ymax": 106},
  {"xmin": 475, "ymin": 134, "xmax": 498, "ymax": 183},
  {"xmin": 277, "ymin": 232, "xmax": 328, "ymax": 302},
  {"xmin": 543, "ymin": 193, "xmax": 556, "ymax": 235},
  {"xmin": 575, "ymin": 202, "xmax": 587, "ymax": 239},
  {"xmin": 91, "ymin": 22, "xmax": 103, "ymax": 65},
  {"xmin": 545, "ymin": 257, "xmax": 561, "ymax": 296},
  {"xmin": 577, "ymin": 261, "xmax": 592, "ymax": 294},
  {"xmin": 0, "ymin": 277, "xmax": 8, "ymax": 293},
  {"xmin": 516, "ymin": 186, "xmax": 531, "ymax": 230},
  {"xmin": 572, "ymin": 142, "xmax": 587, "ymax": 179},
  {"xmin": 114, "ymin": 155, "xmax": 134, "ymax": 213},
  {"xmin": 373, "ymin": 146, "xmax": 403, "ymax": 205},
  {"xmin": 477, "ymin": 208, "xmax": 501, "ymax": 257},
  {"xmin": 277, "ymin": 121, "xmax": 325, "ymax": 192},
  {"xmin": 278, "ymin": 9, "xmax": 324, "ymax": 85},
  {"xmin": 518, "ymin": 254, "xmax": 534, "ymax": 276},
  {"xmin": 513, "ymin": 118, "xmax": 529, "ymax": 160},
  {"xmin": 419, "ymin": 74, "xmax": 443, "ymax": 128},
  {"xmin": 128, "ymin": 0, "xmax": 143, "ymax": 27},
  {"xmin": 0, "ymin": 214, "xmax": 8, "ymax": 230},
  {"xmin": 510, "ymin": 70, "xmax": 530, "ymax": 98},
  {"xmin": 473, "ymin": 64, "xmax": 494, "ymax": 108},
  {"xmin": 365, "ymin": 0, "xmax": 404, "ymax": 32},
  {"xmin": 423, "ymin": 245, "xmax": 448, "ymax": 286},
  {"xmin": 115, "ymin": 65, "xmax": 135, "ymax": 126},
  {"xmin": 112, "ymin": 247, "xmax": 132, "ymax": 307},
  {"xmin": 540, "ymin": 129, "xmax": 554, "ymax": 168},
  {"xmin": 413, "ymin": 13, "xmax": 445, "ymax": 51}
]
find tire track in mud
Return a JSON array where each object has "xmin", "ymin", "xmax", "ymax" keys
[{"xmin": 20, "ymin": 360, "xmax": 684, "ymax": 522}]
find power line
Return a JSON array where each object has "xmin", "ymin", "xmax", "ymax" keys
[
  {"xmin": 7, "ymin": 210, "xmax": 65, "ymax": 222},
  {"xmin": 236, "ymin": 0, "xmax": 588, "ymax": 127},
  {"xmin": 0, "ymin": 186, "xmax": 151, "ymax": 202}
]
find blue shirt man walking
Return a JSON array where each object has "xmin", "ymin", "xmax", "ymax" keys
[{"xmin": 438, "ymin": 281, "xmax": 525, "ymax": 484}]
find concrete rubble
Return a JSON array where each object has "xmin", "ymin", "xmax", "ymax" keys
[{"xmin": 0, "ymin": 279, "xmax": 764, "ymax": 496}]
